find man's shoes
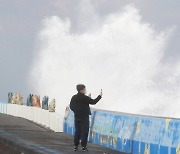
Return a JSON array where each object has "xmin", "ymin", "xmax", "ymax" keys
[
  {"xmin": 82, "ymin": 147, "xmax": 88, "ymax": 152},
  {"xmin": 74, "ymin": 146, "xmax": 78, "ymax": 151}
]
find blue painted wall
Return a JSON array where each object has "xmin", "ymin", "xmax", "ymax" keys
[
  {"xmin": 0, "ymin": 102, "xmax": 7, "ymax": 114},
  {"xmin": 64, "ymin": 107, "xmax": 180, "ymax": 154}
]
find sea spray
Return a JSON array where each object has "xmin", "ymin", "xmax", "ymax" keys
[{"xmin": 30, "ymin": 5, "xmax": 180, "ymax": 118}]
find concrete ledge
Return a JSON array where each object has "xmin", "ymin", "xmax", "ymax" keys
[{"xmin": 0, "ymin": 102, "xmax": 63, "ymax": 132}]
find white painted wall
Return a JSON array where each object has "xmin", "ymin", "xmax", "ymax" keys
[{"xmin": 0, "ymin": 102, "xmax": 64, "ymax": 132}]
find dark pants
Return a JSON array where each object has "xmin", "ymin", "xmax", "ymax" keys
[{"xmin": 74, "ymin": 116, "xmax": 89, "ymax": 147}]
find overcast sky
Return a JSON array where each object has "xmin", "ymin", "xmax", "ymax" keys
[{"xmin": 0, "ymin": 0, "xmax": 180, "ymax": 102}]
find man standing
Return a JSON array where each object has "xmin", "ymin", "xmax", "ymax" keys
[{"xmin": 70, "ymin": 84, "xmax": 102, "ymax": 152}]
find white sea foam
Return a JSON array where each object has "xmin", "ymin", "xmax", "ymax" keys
[{"xmin": 30, "ymin": 4, "xmax": 180, "ymax": 118}]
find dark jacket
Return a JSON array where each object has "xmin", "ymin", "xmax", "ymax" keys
[{"xmin": 70, "ymin": 93, "xmax": 101, "ymax": 118}]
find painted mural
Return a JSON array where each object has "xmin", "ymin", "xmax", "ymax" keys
[{"xmin": 63, "ymin": 106, "xmax": 180, "ymax": 154}]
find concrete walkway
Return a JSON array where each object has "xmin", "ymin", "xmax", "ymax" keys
[
  {"xmin": 0, "ymin": 114, "xmax": 126, "ymax": 154},
  {"xmin": 0, "ymin": 143, "xmax": 19, "ymax": 154}
]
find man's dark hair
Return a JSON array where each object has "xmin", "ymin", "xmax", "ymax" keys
[{"xmin": 76, "ymin": 84, "xmax": 86, "ymax": 92}]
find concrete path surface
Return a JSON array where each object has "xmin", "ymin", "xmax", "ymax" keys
[
  {"xmin": 0, "ymin": 143, "xmax": 19, "ymax": 154},
  {"xmin": 0, "ymin": 114, "xmax": 126, "ymax": 154}
]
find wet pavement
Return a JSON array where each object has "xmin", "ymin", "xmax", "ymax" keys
[
  {"xmin": 0, "ymin": 114, "xmax": 126, "ymax": 154},
  {"xmin": 0, "ymin": 143, "xmax": 20, "ymax": 154}
]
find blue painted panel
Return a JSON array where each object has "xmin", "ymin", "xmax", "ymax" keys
[
  {"xmin": 0, "ymin": 102, "xmax": 7, "ymax": 114},
  {"xmin": 160, "ymin": 145, "xmax": 169, "ymax": 154},
  {"xmin": 63, "ymin": 106, "xmax": 180, "ymax": 154},
  {"xmin": 89, "ymin": 110, "xmax": 137, "ymax": 153},
  {"xmin": 150, "ymin": 143, "xmax": 159, "ymax": 154}
]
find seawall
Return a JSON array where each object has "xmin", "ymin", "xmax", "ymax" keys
[{"xmin": 64, "ymin": 107, "xmax": 180, "ymax": 154}]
